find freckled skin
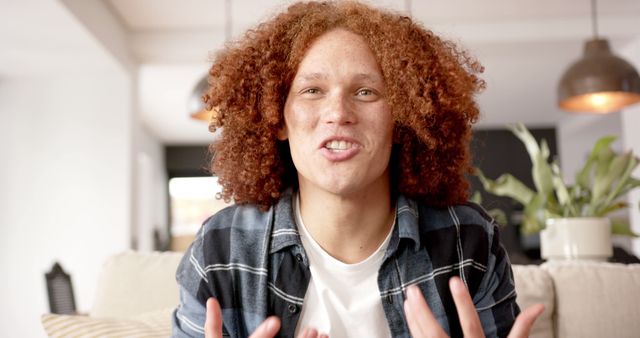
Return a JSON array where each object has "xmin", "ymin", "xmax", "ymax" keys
[{"xmin": 280, "ymin": 29, "xmax": 394, "ymax": 198}]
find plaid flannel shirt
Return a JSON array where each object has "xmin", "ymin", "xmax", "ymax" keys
[{"xmin": 172, "ymin": 189, "xmax": 520, "ymax": 338}]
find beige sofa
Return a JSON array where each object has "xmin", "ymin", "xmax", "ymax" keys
[{"xmin": 42, "ymin": 251, "xmax": 640, "ymax": 338}]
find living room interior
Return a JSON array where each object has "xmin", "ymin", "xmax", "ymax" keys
[{"xmin": 2, "ymin": 0, "xmax": 640, "ymax": 337}]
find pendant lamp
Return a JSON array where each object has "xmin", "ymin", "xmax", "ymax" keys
[
  {"xmin": 558, "ymin": 0, "xmax": 640, "ymax": 114},
  {"xmin": 189, "ymin": 0, "xmax": 231, "ymax": 121}
]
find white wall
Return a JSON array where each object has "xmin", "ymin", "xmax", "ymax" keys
[
  {"xmin": 0, "ymin": 72, "xmax": 132, "ymax": 337},
  {"xmin": 0, "ymin": 0, "xmax": 174, "ymax": 335},
  {"xmin": 135, "ymin": 126, "xmax": 168, "ymax": 251}
]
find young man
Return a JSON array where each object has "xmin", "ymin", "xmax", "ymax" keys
[{"xmin": 172, "ymin": 2, "xmax": 543, "ymax": 338}]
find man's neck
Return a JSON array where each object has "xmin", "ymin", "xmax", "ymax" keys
[{"xmin": 298, "ymin": 179, "xmax": 395, "ymax": 264}]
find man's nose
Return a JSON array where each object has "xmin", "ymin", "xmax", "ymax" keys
[{"xmin": 323, "ymin": 93, "xmax": 356, "ymax": 125}]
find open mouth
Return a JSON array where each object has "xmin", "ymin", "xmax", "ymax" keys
[{"xmin": 324, "ymin": 140, "xmax": 357, "ymax": 151}]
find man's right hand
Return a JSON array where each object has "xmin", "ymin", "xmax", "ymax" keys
[{"xmin": 204, "ymin": 298, "xmax": 326, "ymax": 338}]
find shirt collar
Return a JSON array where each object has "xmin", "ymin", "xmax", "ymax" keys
[
  {"xmin": 384, "ymin": 194, "xmax": 421, "ymax": 259},
  {"xmin": 396, "ymin": 194, "xmax": 420, "ymax": 245},
  {"xmin": 269, "ymin": 189, "xmax": 301, "ymax": 254},
  {"xmin": 267, "ymin": 189, "xmax": 421, "ymax": 254}
]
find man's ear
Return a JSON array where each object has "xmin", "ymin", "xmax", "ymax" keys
[{"xmin": 276, "ymin": 125, "xmax": 288, "ymax": 141}]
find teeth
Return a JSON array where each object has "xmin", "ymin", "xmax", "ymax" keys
[{"xmin": 325, "ymin": 140, "xmax": 353, "ymax": 150}]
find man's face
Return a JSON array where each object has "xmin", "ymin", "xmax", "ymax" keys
[{"xmin": 280, "ymin": 28, "xmax": 394, "ymax": 197}]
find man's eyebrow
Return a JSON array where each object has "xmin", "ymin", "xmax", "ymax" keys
[
  {"xmin": 353, "ymin": 73, "xmax": 383, "ymax": 83},
  {"xmin": 295, "ymin": 72, "xmax": 383, "ymax": 82},
  {"xmin": 296, "ymin": 73, "xmax": 327, "ymax": 81}
]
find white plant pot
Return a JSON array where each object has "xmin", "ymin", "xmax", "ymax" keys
[{"xmin": 540, "ymin": 217, "xmax": 613, "ymax": 261}]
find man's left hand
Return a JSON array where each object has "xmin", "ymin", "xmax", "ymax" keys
[{"xmin": 403, "ymin": 276, "xmax": 544, "ymax": 338}]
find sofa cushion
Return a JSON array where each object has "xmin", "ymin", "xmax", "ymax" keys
[
  {"xmin": 42, "ymin": 308, "xmax": 172, "ymax": 338},
  {"xmin": 512, "ymin": 264, "xmax": 555, "ymax": 338},
  {"xmin": 543, "ymin": 261, "xmax": 640, "ymax": 338},
  {"xmin": 90, "ymin": 250, "xmax": 183, "ymax": 318}
]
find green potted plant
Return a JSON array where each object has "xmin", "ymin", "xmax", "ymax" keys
[{"xmin": 476, "ymin": 123, "xmax": 640, "ymax": 261}]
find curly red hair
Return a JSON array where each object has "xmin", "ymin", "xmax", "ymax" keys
[{"xmin": 205, "ymin": 0, "xmax": 484, "ymax": 209}]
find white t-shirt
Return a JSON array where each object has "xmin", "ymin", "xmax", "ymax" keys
[{"xmin": 293, "ymin": 194, "xmax": 394, "ymax": 338}]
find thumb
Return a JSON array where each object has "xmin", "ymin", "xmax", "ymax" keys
[
  {"xmin": 507, "ymin": 304, "xmax": 545, "ymax": 338},
  {"xmin": 205, "ymin": 298, "xmax": 223, "ymax": 338},
  {"xmin": 249, "ymin": 316, "xmax": 281, "ymax": 338}
]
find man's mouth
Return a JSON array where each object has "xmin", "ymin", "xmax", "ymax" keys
[{"xmin": 324, "ymin": 140, "xmax": 356, "ymax": 151}]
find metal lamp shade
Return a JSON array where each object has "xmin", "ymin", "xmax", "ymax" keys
[
  {"xmin": 558, "ymin": 39, "xmax": 640, "ymax": 114},
  {"xmin": 189, "ymin": 75, "xmax": 214, "ymax": 121}
]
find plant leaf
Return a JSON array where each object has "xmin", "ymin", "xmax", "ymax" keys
[
  {"xmin": 590, "ymin": 138, "xmax": 617, "ymax": 204},
  {"xmin": 487, "ymin": 208, "xmax": 508, "ymax": 227},
  {"xmin": 470, "ymin": 191, "xmax": 482, "ymax": 205},
  {"xmin": 509, "ymin": 123, "xmax": 555, "ymax": 202},
  {"xmin": 536, "ymin": 139, "xmax": 556, "ymax": 202},
  {"xmin": 476, "ymin": 168, "xmax": 534, "ymax": 206},
  {"xmin": 592, "ymin": 151, "xmax": 631, "ymax": 209},
  {"xmin": 551, "ymin": 161, "xmax": 576, "ymax": 216},
  {"xmin": 615, "ymin": 178, "xmax": 640, "ymax": 203},
  {"xmin": 611, "ymin": 219, "xmax": 640, "ymax": 237},
  {"xmin": 468, "ymin": 190, "xmax": 508, "ymax": 227},
  {"xmin": 594, "ymin": 201, "xmax": 628, "ymax": 217},
  {"xmin": 576, "ymin": 135, "xmax": 617, "ymax": 190},
  {"xmin": 521, "ymin": 194, "xmax": 546, "ymax": 234},
  {"xmin": 509, "ymin": 123, "xmax": 541, "ymax": 164},
  {"xmin": 598, "ymin": 153, "xmax": 640, "ymax": 215}
]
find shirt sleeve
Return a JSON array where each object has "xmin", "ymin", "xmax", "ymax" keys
[
  {"xmin": 172, "ymin": 286, "xmax": 207, "ymax": 337},
  {"xmin": 474, "ymin": 224, "xmax": 521, "ymax": 338},
  {"xmin": 171, "ymin": 226, "xmax": 211, "ymax": 338}
]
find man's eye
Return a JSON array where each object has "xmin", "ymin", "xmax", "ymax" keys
[{"xmin": 356, "ymin": 89, "xmax": 373, "ymax": 96}]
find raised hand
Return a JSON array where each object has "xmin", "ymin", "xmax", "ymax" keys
[
  {"xmin": 204, "ymin": 298, "xmax": 326, "ymax": 338},
  {"xmin": 403, "ymin": 277, "xmax": 544, "ymax": 338}
]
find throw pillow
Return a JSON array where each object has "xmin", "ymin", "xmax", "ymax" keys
[{"xmin": 41, "ymin": 308, "xmax": 173, "ymax": 338}]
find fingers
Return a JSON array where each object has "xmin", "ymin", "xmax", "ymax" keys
[
  {"xmin": 296, "ymin": 327, "xmax": 327, "ymax": 338},
  {"xmin": 403, "ymin": 284, "xmax": 448, "ymax": 337},
  {"xmin": 297, "ymin": 328, "xmax": 318, "ymax": 338},
  {"xmin": 449, "ymin": 277, "xmax": 483, "ymax": 338},
  {"xmin": 507, "ymin": 303, "xmax": 545, "ymax": 338},
  {"xmin": 404, "ymin": 278, "xmax": 534, "ymax": 338},
  {"xmin": 207, "ymin": 298, "xmax": 309, "ymax": 338},
  {"xmin": 205, "ymin": 298, "xmax": 223, "ymax": 338},
  {"xmin": 248, "ymin": 316, "xmax": 281, "ymax": 338}
]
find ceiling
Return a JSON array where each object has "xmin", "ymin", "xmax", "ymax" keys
[
  {"xmin": 0, "ymin": 1, "xmax": 118, "ymax": 79},
  {"xmin": 4, "ymin": 0, "xmax": 640, "ymax": 144}
]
